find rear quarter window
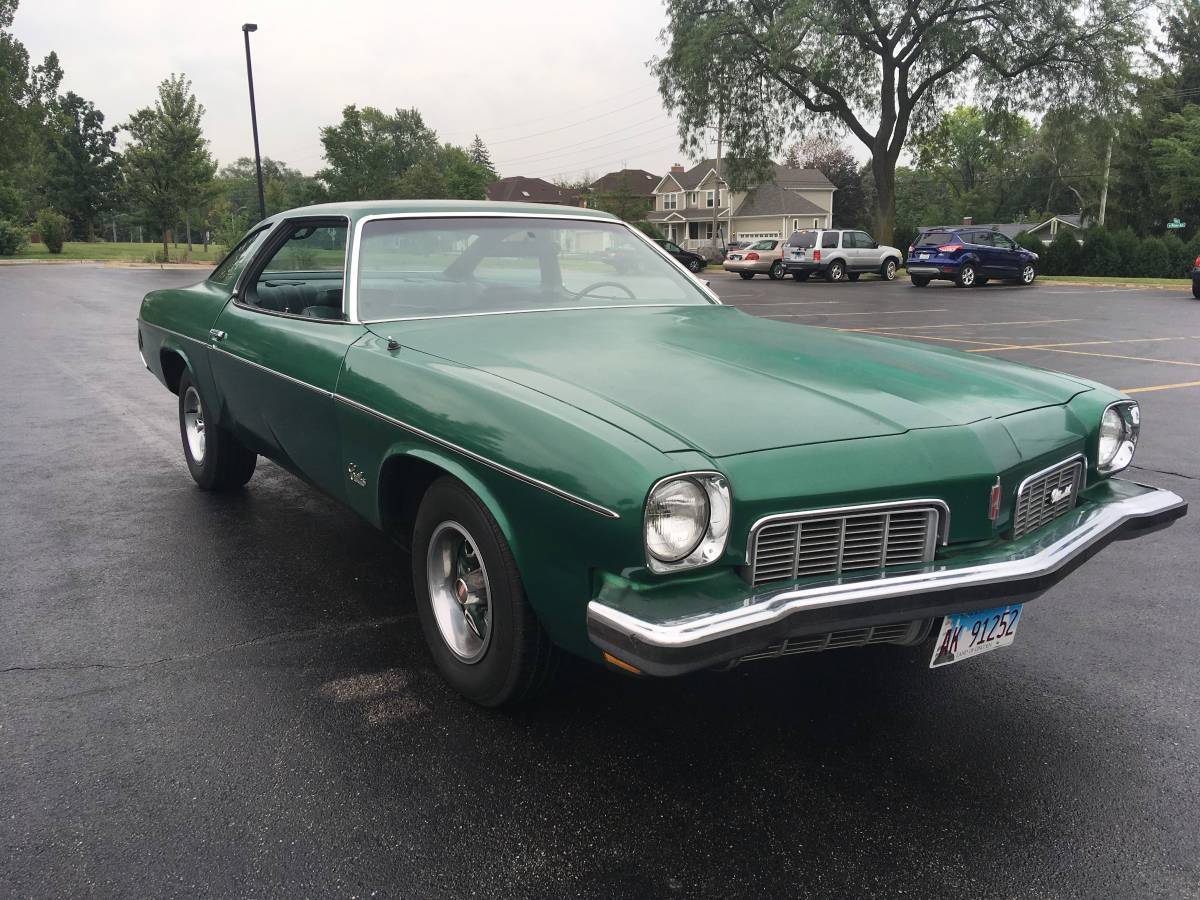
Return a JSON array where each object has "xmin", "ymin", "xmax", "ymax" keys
[{"xmin": 821, "ymin": 232, "xmax": 839, "ymax": 249}]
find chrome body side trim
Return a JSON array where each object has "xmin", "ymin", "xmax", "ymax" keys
[
  {"xmin": 333, "ymin": 394, "xmax": 621, "ymax": 519},
  {"xmin": 139, "ymin": 319, "xmax": 211, "ymax": 349},
  {"xmin": 588, "ymin": 486, "xmax": 1186, "ymax": 652}
]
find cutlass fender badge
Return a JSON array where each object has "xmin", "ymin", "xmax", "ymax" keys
[{"xmin": 347, "ymin": 463, "xmax": 367, "ymax": 488}]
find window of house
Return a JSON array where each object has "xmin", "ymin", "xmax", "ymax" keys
[
  {"xmin": 663, "ymin": 193, "xmax": 678, "ymax": 210},
  {"xmin": 687, "ymin": 222, "xmax": 714, "ymax": 241},
  {"xmin": 705, "ymin": 190, "xmax": 720, "ymax": 208},
  {"xmin": 812, "ymin": 218, "xmax": 820, "ymax": 228},
  {"xmin": 687, "ymin": 192, "xmax": 698, "ymax": 206}
]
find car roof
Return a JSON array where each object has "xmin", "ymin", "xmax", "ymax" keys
[{"xmin": 263, "ymin": 199, "xmax": 621, "ymax": 227}]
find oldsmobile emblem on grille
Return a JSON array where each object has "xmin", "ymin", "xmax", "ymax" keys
[{"xmin": 1049, "ymin": 485, "xmax": 1073, "ymax": 504}]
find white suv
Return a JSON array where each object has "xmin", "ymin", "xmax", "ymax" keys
[{"xmin": 781, "ymin": 229, "xmax": 903, "ymax": 283}]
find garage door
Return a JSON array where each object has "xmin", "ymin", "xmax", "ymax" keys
[{"xmin": 736, "ymin": 231, "xmax": 781, "ymax": 240}]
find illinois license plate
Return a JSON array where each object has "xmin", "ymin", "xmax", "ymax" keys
[
  {"xmin": 919, "ymin": 252, "xmax": 931, "ymax": 259},
  {"xmin": 930, "ymin": 604, "xmax": 1022, "ymax": 668}
]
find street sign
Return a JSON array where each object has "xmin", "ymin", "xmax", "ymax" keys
[{"xmin": 1167, "ymin": 218, "xmax": 1186, "ymax": 229}]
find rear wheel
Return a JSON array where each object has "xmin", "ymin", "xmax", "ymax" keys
[
  {"xmin": 956, "ymin": 263, "xmax": 978, "ymax": 288},
  {"xmin": 792, "ymin": 271, "xmax": 810, "ymax": 282},
  {"xmin": 1019, "ymin": 263, "xmax": 1037, "ymax": 285},
  {"xmin": 768, "ymin": 261, "xmax": 785, "ymax": 280},
  {"xmin": 910, "ymin": 275, "xmax": 931, "ymax": 287},
  {"xmin": 687, "ymin": 257, "xmax": 703, "ymax": 273},
  {"xmin": 412, "ymin": 477, "xmax": 558, "ymax": 707},
  {"xmin": 826, "ymin": 260, "xmax": 845, "ymax": 282},
  {"xmin": 177, "ymin": 370, "xmax": 256, "ymax": 491},
  {"xmin": 739, "ymin": 271, "xmax": 754, "ymax": 280},
  {"xmin": 880, "ymin": 258, "xmax": 898, "ymax": 281}
]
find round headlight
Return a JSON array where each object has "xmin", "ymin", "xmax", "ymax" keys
[
  {"xmin": 1098, "ymin": 402, "xmax": 1139, "ymax": 474},
  {"xmin": 645, "ymin": 477, "xmax": 708, "ymax": 562}
]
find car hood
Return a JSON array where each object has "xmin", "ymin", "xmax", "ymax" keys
[{"xmin": 381, "ymin": 306, "xmax": 1092, "ymax": 457}]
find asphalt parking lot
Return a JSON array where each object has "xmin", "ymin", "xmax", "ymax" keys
[{"xmin": 2, "ymin": 264, "xmax": 1197, "ymax": 898}]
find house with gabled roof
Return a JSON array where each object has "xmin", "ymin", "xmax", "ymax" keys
[
  {"xmin": 486, "ymin": 176, "xmax": 578, "ymax": 205},
  {"xmin": 645, "ymin": 159, "xmax": 836, "ymax": 250}
]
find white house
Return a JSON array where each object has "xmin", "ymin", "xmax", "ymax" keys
[{"xmin": 645, "ymin": 159, "xmax": 836, "ymax": 250}]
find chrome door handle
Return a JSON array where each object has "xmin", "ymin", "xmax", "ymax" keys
[{"xmin": 209, "ymin": 329, "xmax": 226, "ymax": 341}]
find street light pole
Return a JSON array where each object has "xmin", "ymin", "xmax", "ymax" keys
[{"xmin": 241, "ymin": 23, "xmax": 267, "ymax": 222}]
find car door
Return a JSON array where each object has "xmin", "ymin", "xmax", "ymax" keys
[
  {"xmin": 990, "ymin": 232, "xmax": 1022, "ymax": 278},
  {"xmin": 966, "ymin": 230, "xmax": 1002, "ymax": 276},
  {"xmin": 847, "ymin": 231, "xmax": 872, "ymax": 270},
  {"xmin": 208, "ymin": 216, "xmax": 366, "ymax": 500}
]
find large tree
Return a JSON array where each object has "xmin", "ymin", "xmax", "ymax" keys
[
  {"xmin": 122, "ymin": 74, "xmax": 215, "ymax": 261},
  {"xmin": 317, "ymin": 105, "xmax": 440, "ymax": 200},
  {"xmin": 783, "ymin": 132, "xmax": 871, "ymax": 228},
  {"xmin": 654, "ymin": 0, "xmax": 1142, "ymax": 242},
  {"xmin": 46, "ymin": 91, "xmax": 121, "ymax": 240},
  {"xmin": 468, "ymin": 134, "xmax": 497, "ymax": 180}
]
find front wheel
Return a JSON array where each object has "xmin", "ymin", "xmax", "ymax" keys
[
  {"xmin": 826, "ymin": 261, "xmax": 845, "ymax": 282},
  {"xmin": 412, "ymin": 477, "xmax": 558, "ymax": 707},
  {"xmin": 768, "ymin": 261, "xmax": 785, "ymax": 280},
  {"xmin": 956, "ymin": 263, "xmax": 978, "ymax": 288},
  {"xmin": 739, "ymin": 271, "xmax": 754, "ymax": 280},
  {"xmin": 881, "ymin": 259, "xmax": 898, "ymax": 281},
  {"xmin": 911, "ymin": 275, "xmax": 931, "ymax": 287},
  {"xmin": 1193, "ymin": 278, "xmax": 1200, "ymax": 299},
  {"xmin": 177, "ymin": 370, "xmax": 256, "ymax": 491},
  {"xmin": 1019, "ymin": 263, "xmax": 1037, "ymax": 286},
  {"xmin": 687, "ymin": 258, "xmax": 703, "ymax": 273}
]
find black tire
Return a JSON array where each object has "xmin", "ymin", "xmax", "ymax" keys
[
  {"xmin": 1193, "ymin": 279, "xmax": 1200, "ymax": 299},
  {"xmin": 847, "ymin": 272, "xmax": 861, "ymax": 282},
  {"xmin": 880, "ymin": 258, "xmax": 898, "ymax": 281},
  {"xmin": 412, "ymin": 476, "xmax": 558, "ymax": 707},
  {"xmin": 177, "ymin": 370, "xmax": 256, "ymax": 491},
  {"xmin": 977, "ymin": 276, "xmax": 989, "ymax": 286},
  {"xmin": 826, "ymin": 260, "xmax": 846, "ymax": 282},
  {"xmin": 792, "ymin": 271, "xmax": 810, "ymax": 282},
  {"xmin": 687, "ymin": 258, "xmax": 703, "ymax": 273},
  {"xmin": 911, "ymin": 275, "xmax": 931, "ymax": 287},
  {"xmin": 768, "ymin": 261, "xmax": 785, "ymax": 280},
  {"xmin": 739, "ymin": 271, "xmax": 754, "ymax": 280},
  {"xmin": 956, "ymin": 263, "xmax": 978, "ymax": 288}
]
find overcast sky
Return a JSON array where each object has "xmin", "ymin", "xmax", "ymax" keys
[{"xmin": 13, "ymin": 0, "xmax": 712, "ymax": 182}]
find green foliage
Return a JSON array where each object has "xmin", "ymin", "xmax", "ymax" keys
[
  {"xmin": 1137, "ymin": 236, "xmax": 1169, "ymax": 278},
  {"xmin": 46, "ymin": 90, "xmax": 121, "ymax": 239},
  {"xmin": 1014, "ymin": 231, "xmax": 1044, "ymax": 254},
  {"xmin": 214, "ymin": 156, "xmax": 325, "ymax": 220},
  {"xmin": 0, "ymin": 216, "xmax": 25, "ymax": 255},
  {"xmin": 35, "ymin": 206, "xmax": 67, "ymax": 252},
  {"xmin": 122, "ymin": 74, "xmax": 216, "ymax": 262},
  {"xmin": 893, "ymin": 223, "xmax": 918, "ymax": 253},
  {"xmin": 634, "ymin": 221, "xmax": 665, "ymax": 240},
  {"xmin": 1045, "ymin": 229, "xmax": 1082, "ymax": 275},
  {"xmin": 1161, "ymin": 233, "xmax": 1190, "ymax": 278},
  {"xmin": 468, "ymin": 135, "xmax": 496, "ymax": 181},
  {"xmin": 1111, "ymin": 228, "xmax": 1140, "ymax": 276},
  {"xmin": 1151, "ymin": 104, "xmax": 1200, "ymax": 223},
  {"xmin": 318, "ymin": 105, "xmax": 440, "ymax": 200},
  {"xmin": 0, "ymin": 179, "xmax": 25, "ymax": 220},
  {"xmin": 1080, "ymin": 227, "xmax": 1119, "ymax": 276},
  {"xmin": 784, "ymin": 134, "xmax": 870, "ymax": 229}
]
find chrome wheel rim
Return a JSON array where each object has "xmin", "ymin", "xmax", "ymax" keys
[
  {"xmin": 426, "ymin": 521, "xmax": 492, "ymax": 664},
  {"xmin": 182, "ymin": 386, "xmax": 206, "ymax": 463},
  {"xmin": 831, "ymin": 264, "xmax": 843, "ymax": 280},
  {"xmin": 885, "ymin": 261, "xmax": 896, "ymax": 280},
  {"xmin": 1022, "ymin": 265, "xmax": 1035, "ymax": 283},
  {"xmin": 961, "ymin": 266, "xmax": 975, "ymax": 286}
]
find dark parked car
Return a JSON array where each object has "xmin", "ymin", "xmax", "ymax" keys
[
  {"xmin": 907, "ymin": 227, "xmax": 1039, "ymax": 288},
  {"xmin": 653, "ymin": 238, "xmax": 707, "ymax": 273}
]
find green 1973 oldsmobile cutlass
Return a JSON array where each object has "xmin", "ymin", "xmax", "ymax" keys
[{"xmin": 137, "ymin": 201, "xmax": 1187, "ymax": 705}]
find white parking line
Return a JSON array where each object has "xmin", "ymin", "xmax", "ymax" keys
[{"xmin": 764, "ymin": 308, "xmax": 949, "ymax": 319}]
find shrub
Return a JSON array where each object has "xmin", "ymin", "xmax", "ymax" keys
[
  {"xmin": 633, "ymin": 221, "xmax": 664, "ymax": 240},
  {"xmin": 1080, "ymin": 227, "xmax": 1120, "ymax": 276},
  {"xmin": 0, "ymin": 218, "xmax": 25, "ymax": 256},
  {"xmin": 1138, "ymin": 236, "xmax": 1170, "ymax": 278},
  {"xmin": 1013, "ymin": 231, "xmax": 1044, "ymax": 254},
  {"xmin": 1045, "ymin": 229, "xmax": 1082, "ymax": 275},
  {"xmin": 1162, "ymin": 233, "xmax": 1190, "ymax": 278},
  {"xmin": 1111, "ymin": 228, "xmax": 1140, "ymax": 277},
  {"xmin": 1184, "ymin": 234, "xmax": 1200, "ymax": 271},
  {"xmin": 35, "ymin": 208, "xmax": 69, "ymax": 253},
  {"xmin": 893, "ymin": 222, "xmax": 918, "ymax": 253}
]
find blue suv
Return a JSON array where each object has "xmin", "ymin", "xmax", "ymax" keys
[{"xmin": 906, "ymin": 227, "xmax": 1039, "ymax": 288}]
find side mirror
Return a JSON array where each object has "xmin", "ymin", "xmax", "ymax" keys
[{"xmin": 871, "ymin": 241, "xmax": 878, "ymax": 249}]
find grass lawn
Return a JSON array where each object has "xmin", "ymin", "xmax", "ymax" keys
[
  {"xmin": 1038, "ymin": 274, "xmax": 1193, "ymax": 287},
  {"xmin": 13, "ymin": 241, "xmax": 225, "ymax": 263}
]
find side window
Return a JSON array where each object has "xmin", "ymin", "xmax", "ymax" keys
[
  {"xmin": 967, "ymin": 231, "xmax": 991, "ymax": 246},
  {"xmin": 994, "ymin": 233, "xmax": 1016, "ymax": 250},
  {"xmin": 821, "ymin": 231, "xmax": 839, "ymax": 249},
  {"xmin": 665, "ymin": 242, "xmax": 681, "ymax": 253},
  {"xmin": 851, "ymin": 231, "xmax": 873, "ymax": 249},
  {"xmin": 210, "ymin": 226, "xmax": 271, "ymax": 285},
  {"xmin": 241, "ymin": 219, "xmax": 348, "ymax": 319}
]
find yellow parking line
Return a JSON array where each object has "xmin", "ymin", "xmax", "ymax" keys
[
  {"xmin": 840, "ymin": 329, "xmax": 1009, "ymax": 347},
  {"xmin": 836, "ymin": 318, "xmax": 1079, "ymax": 332},
  {"xmin": 970, "ymin": 336, "xmax": 1200, "ymax": 353},
  {"xmin": 1122, "ymin": 380, "xmax": 1200, "ymax": 394},
  {"xmin": 993, "ymin": 347, "xmax": 1200, "ymax": 368},
  {"xmin": 765, "ymin": 308, "xmax": 948, "ymax": 319}
]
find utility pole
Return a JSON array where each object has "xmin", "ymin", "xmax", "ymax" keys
[
  {"xmin": 242, "ymin": 23, "xmax": 267, "ymax": 222},
  {"xmin": 712, "ymin": 111, "xmax": 722, "ymax": 253},
  {"xmin": 1098, "ymin": 127, "xmax": 1114, "ymax": 227}
]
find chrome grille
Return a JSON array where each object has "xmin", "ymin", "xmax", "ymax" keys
[
  {"xmin": 1012, "ymin": 457, "xmax": 1084, "ymax": 539},
  {"xmin": 739, "ymin": 621, "xmax": 924, "ymax": 663},
  {"xmin": 748, "ymin": 503, "xmax": 941, "ymax": 587}
]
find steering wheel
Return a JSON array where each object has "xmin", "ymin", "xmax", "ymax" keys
[{"xmin": 575, "ymin": 281, "xmax": 636, "ymax": 300}]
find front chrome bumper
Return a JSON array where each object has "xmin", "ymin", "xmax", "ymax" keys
[{"xmin": 587, "ymin": 480, "xmax": 1186, "ymax": 676}]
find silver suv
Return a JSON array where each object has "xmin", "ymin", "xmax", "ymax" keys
[{"xmin": 781, "ymin": 229, "xmax": 903, "ymax": 283}]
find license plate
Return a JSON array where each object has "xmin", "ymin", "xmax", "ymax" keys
[
  {"xmin": 792, "ymin": 251, "xmax": 804, "ymax": 259},
  {"xmin": 930, "ymin": 604, "xmax": 1022, "ymax": 668},
  {"xmin": 730, "ymin": 255, "xmax": 741, "ymax": 260},
  {"xmin": 919, "ymin": 252, "xmax": 930, "ymax": 260}
]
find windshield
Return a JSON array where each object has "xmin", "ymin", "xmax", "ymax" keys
[{"xmin": 356, "ymin": 217, "xmax": 714, "ymax": 321}]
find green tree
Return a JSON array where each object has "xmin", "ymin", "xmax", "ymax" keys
[
  {"xmin": 1150, "ymin": 104, "xmax": 1200, "ymax": 225},
  {"xmin": 1046, "ymin": 228, "xmax": 1082, "ymax": 274},
  {"xmin": 0, "ymin": 2, "xmax": 62, "ymax": 216},
  {"xmin": 215, "ymin": 156, "xmax": 324, "ymax": 219},
  {"xmin": 468, "ymin": 134, "xmax": 497, "ymax": 180},
  {"xmin": 654, "ymin": 0, "xmax": 1141, "ymax": 243},
  {"xmin": 122, "ymin": 74, "xmax": 215, "ymax": 261},
  {"xmin": 785, "ymin": 133, "xmax": 870, "ymax": 228},
  {"xmin": 318, "ymin": 105, "xmax": 440, "ymax": 200},
  {"xmin": 1080, "ymin": 227, "xmax": 1119, "ymax": 275},
  {"xmin": 1138, "ymin": 236, "xmax": 1170, "ymax": 277},
  {"xmin": 36, "ymin": 207, "xmax": 67, "ymax": 252},
  {"xmin": 1111, "ymin": 227, "xmax": 1140, "ymax": 276},
  {"xmin": 46, "ymin": 91, "xmax": 120, "ymax": 240}
]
